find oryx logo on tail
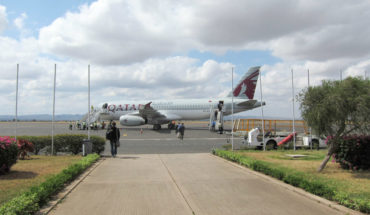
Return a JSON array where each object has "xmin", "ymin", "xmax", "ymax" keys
[{"xmin": 228, "ymin": 66, "xmax": 260, "ymax": 99}]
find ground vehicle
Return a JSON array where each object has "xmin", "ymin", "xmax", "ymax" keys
[{"xmin": 243, "ymin": 128, "xmax": 326, "ymax": 150}]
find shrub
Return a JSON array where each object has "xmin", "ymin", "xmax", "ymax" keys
[
  {"xmin": 17, "ymin": 139, "xmax": 34, "ymax": 160},
  {"xmin": 334, "ymin": 135, "xmax": 370, "ymax": 170},
  {"xmin": 18, "ymin": 135, "xmax": 105, "ymax": 155},
  {"xmin": 90, "ymin": 136, "xmax": 106, "ymax": 154},
  {"xmin": 0, "ymin": 154, "xmax": 100, "ymax": 215},
  {"xmin": 0, "ymin": 136, "xmax": 19, "ymax": 175},
  {"xmin": 18, "ymin": 136, "xmax": 50, "ymax": 155}
]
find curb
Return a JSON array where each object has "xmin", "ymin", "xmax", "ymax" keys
[
  {"xmin": 36, "ymin": 157, "xmax": 106, "ymax": 215},
  {"xmin": 210, "ymin": 153, "xmax": 364, "ymax": 215}
]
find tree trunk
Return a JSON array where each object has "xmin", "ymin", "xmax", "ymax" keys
[{"xmin": 317, "ymin": 143, "xmax": 335, "ymax": 172}]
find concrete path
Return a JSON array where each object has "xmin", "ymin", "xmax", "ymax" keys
[{"xmin": 49, "ymin": 154, "xmax": 343, "ymax": 215}]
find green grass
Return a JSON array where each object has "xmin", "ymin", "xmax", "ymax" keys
[
  {"xmin": 0, "ymin": 155, "xmax": 82, "ymax": 206},
  {"xmin": 213, "ymin": 149, "xmax": 370, "ymax": 213},
  {"xmin": 0, "ymin": 154, "xmax": 100, "ymax": 215}
]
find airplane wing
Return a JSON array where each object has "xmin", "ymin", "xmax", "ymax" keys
[
  {"xmin": 138, "ymin": 102, "xmax": 166, "ymax": 119},
  {"xmin": 127, "ymin": 102, "xmax": 180, "ymax": 124}
]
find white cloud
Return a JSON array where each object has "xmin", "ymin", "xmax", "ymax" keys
[
  {"xmin": 14, "ymin": 13, "xmax": 27, "ymax": 30},
  {"xmin": 0, "ymin": 36, "xmax": 234, "ymax": 115},
  {"xmin": 0, "ymin": 5, "xmax": 7, "ymax": 34},
  {"xmin": 39, "ymin": 0, "xmax": 193, "ymax": 65},
  {"xmin": 38, "ymin": 0, "xmax": 370, "ymax": 64},
  {"xmin": 1, "ymin": 0, "xmax": 370, "ymax": 117}
]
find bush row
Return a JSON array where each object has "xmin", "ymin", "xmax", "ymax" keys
[
  {"xmin": 0, "ymin": 153, "xmax": 100, "ymax": 215},
  {"xmin": 334, "ymin": 135, "xmax": 370, "ymax": 170},
  {"xmin": 18, "ymin": 134, "xmax": 105, "ymax": 155},
  {"xmin": 212, "ymin": 149, "xmax": 370, "ymax": 213}
]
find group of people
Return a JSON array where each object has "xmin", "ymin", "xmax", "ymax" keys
[
  {"xmin": 175, "ymin": 122, "xmax": 185, "ymax": 140},
  {"xmin": 69, "ymin": 121, "xmax": 106, "ymax": 130}
]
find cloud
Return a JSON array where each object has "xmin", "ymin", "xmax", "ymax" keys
[
  {"xmin": 0, "ymin": 36, "xmax": 234, "ymax": 114},
  {"xmin": 39, "ymin": 0, "xmax": 193, "ymax": 65},
  {"xmin": 14, "ymin": 13, "xmax": 27, "ymax": 30},
  {"xmin": 2, "ymin": 0, "xmax": 370, "ymax": 117},
  {"xmin": 0, "ymin": 5, "xmax": 7, "ymax": 34},
  {"xmin": 38, "ymin": 0, "xmax": 370, "ymax": 65}
]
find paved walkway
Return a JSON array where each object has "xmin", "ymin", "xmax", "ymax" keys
[{"xmin": 49, "ymin": 154, "xmax": 344, "ymax": 215}]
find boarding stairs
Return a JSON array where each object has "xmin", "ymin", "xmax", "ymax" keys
[
  {"xmin": 209, "ymin": 101, "xmax": 225, "ymax": 132},
  {"xmin": 80, "ymin": 108, "xmax": 101, "ymax": 124}
]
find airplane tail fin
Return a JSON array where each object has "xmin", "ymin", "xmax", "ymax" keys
[{"xmin": 227, "ymin": 66, "xmax": 260, "ymax": 99}]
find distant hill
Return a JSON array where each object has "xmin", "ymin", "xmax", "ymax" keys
[{"xmin": 0, "ymin": 114, "xmax": 84, "ymax": 121}]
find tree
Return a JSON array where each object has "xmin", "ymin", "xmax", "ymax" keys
[{"xmin": 299, "ymin": 77, "xmax": 370, "ymax": 172}]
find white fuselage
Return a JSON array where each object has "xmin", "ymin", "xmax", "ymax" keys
[{"xmin": 99, "ymin": 98, "xmax": 261, "ymax": 123}]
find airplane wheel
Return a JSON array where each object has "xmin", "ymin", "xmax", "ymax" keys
[{"xmin": 153, "ymin": 124, "xmax": 161, "ymax": 130}]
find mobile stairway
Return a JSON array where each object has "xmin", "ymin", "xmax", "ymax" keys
[{"xmin": 209, "ymin": 101, "xmax": 225, "ymax": 133}]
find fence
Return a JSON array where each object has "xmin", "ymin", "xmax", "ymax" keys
[{"xmin": 233, "ymin": 119, "xmax": 308, "ymax": 134}]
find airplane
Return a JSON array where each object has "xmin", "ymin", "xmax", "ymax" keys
[{"xmin": 95, "ymin": 66, "xmax": 265, "ymax": 130}]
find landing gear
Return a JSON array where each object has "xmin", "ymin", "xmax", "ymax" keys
[
  {"xmin": 153, "ymin": 124, "xmax": 161, "ymax": 130},
  {"xmin": 168, "ymin": 122, "xmax": 175, "ymax": 130}
]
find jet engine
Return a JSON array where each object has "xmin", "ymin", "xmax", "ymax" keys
[{"xmin": 119, "ymin": 115, "xmax": 145, "ymax": 126}]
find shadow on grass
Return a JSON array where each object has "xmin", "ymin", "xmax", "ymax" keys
[
  {"xmin": 0, "ymin": 171, "xmax": 38, "ymax": 180},
  {"xmin": 352, "ymin": 171, "xmax": 370, "ymax": 179}
]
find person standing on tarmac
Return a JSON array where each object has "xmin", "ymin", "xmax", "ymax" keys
[
  {"xmin": 106, "ymin": 121, "xmax": 120, "ymax": 157},
  {"xmin": 179, "ymin": 123, "xmax": 185, "ymax": 140}
]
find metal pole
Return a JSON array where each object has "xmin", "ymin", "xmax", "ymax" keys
[
  {"xmin": 52, "ymin": 64, "xmax": 56, "ymax": 155},
  {"xmin": 15, "ymin": 64, "xmax": 19, "ymax": 142},
  {"xmin": 291, "ymin": 69, "xmax": 296, "ymax": 151},
  {"xmin": 260, "ymin": 69, "xmax": 265, "ymax": 151},
  {"xmin": 308, "ymin": 69, "xmax": 312, "ymax": 150},
  {"xmin": 340, "ymin": 70, "xmax": 342, "ymax": 81},
  {"xmin": 88, "ymin": 65, "xmax": 90, "ymax": 141},
  {"xmin": 231, "ymin": 67, "xmax": 234, "ymax": 151}
]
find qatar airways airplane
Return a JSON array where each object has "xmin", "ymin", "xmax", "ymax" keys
[{"xmin": 96, "ymin": 66, "xmax": 265, "ymax": 129}]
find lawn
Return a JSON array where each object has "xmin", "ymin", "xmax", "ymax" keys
[
  {"xmin": 0, "ymin": 155, "xmax": 82, "ymax": 205},
  {"xmin": 237, "ymin": 149, "xmax": 370, "ymax": 205}
]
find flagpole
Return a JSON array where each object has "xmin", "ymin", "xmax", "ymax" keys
[
  {"xmin": 260, "ymin": 69, "xmax": 265, "ymax": 151},
  {"xmin": 52, "ymin": 64, "xmax": 56, "ymax": 155},
  {"xmin": 308, "ymin": 69, "xmax": 312, "ymax": 150},
  {"xmin": 231, "ymin": 67, "xmax": 234, "ymax": 151},
  {"xmin": 291, "ymin": 69, "xmax": 296, "ymax": 151},
  {"xmin": 88, "ymin": 65, "xmax": 90, "ymax": 141},
  {"xmin": 15, "ymin": 64, "xmax": 19, "ymax": 142}
]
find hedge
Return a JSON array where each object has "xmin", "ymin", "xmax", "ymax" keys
[
  {"xmin": 212, "ymin": 149, "xmax": 370, "ymax": 213},
  {"xmin": 0, "ymin": 153, "xmax": 100, "ymax": 215},
  {"xmin": 334, "ymin": 135, "xmax": 370, "ymax": 170},
  {"xmin": 18, "ymin": 134, "xmax": 105, "ymax": 155}
]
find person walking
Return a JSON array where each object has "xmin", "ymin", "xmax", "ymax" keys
[
  {"xmin": 106, "ymin": 121, "xmax": 120, "ymax": 157},
  {"xmin": 179, "ymin": 123, "xmax": 185, "ymax": 140},
  {"xmin": 176, "ymin": 122, "xmax": 182, "ymax": 139}
]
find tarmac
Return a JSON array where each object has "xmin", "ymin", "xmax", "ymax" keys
[{"xmin": 0, "ymin": 122, "xmax": 360, "ymax": 214}]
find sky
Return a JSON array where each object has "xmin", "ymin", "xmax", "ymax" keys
[{"xmin": 0, "ymin": 0, "xmax": 369, "ymax": 118}]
